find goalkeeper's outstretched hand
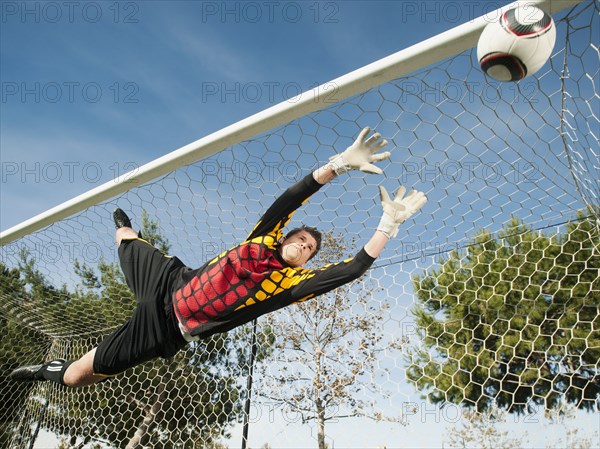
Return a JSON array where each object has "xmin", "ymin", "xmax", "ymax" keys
[
  {"xmin": 329, "ymin": 127, "xmax": 391, "ymax": 175},
  {"xmin": 377, "ymin": 185, "xmax": 427, "ymax": 238}
]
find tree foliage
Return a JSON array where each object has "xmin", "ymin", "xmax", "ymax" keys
[
  {"xmin": 446, "ymin": 403, "xmax": 599, "ymax": 449},
  {"xmin": 408, "ymin": 213, "xmax": 599, "ymax": 414},
  {"xmin": 0, "ymin": 262, "xmax": 52, "ymax": 448},
  {"xmin": 446, "ymin": 406, "xmax": 524, "ymax": 449}
]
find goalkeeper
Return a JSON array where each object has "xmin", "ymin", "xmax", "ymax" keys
[{"xmin": 10, "ymin": 128, "xmax": 427, "ymax": 387}]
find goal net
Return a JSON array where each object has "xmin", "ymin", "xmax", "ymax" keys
[{"xmin": 1, "ymin": 1, "xmax": 598, "ymax": 448}]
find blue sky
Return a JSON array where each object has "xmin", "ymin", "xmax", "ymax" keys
[
  {"xmin": 2, "ymin": 1, "xmax": 599, "ymax": 448},
  {"xmin": 0, "ymin": 0, "xmax": 525, "ymax": 232}
]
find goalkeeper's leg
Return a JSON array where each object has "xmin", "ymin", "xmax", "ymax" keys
[
  {"xmin": 117, "ymin": 226, "xmax": 139, "ymax": 245},
  {"xmin": 9, "ymin": 348, "xmax": 108, "ymax": 387},
  {"xmin": 63, "ymin": 348, "xmax": 108, "ymax": 386},
  {"xmin": 114, "ymin": 207, "xmax": 140, "ymax": 245},
  {"xmin": 10, "ymin": 208, "xmax": 186, "ymax": 387}
]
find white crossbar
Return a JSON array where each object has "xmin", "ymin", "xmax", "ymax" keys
[{"xmin": 0, "ymin": 0, "xmax": 583, "ymax": 244}]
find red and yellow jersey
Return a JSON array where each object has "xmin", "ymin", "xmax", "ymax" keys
[{"xmin": 172, "ymin": 174, "xmax": 375, "ymax": 338}]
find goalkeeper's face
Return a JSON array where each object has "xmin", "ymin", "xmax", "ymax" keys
[{"xmin": 279, "ymin": 230, "xmax": 318, "ymax": 267}]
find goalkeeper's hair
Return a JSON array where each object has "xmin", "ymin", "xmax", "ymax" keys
[{"xmin": 285, "ymin": 225, "xmax": 322, "ymax": 260}]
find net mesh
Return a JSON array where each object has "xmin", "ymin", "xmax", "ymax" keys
[{"xmin": 1, "ymin": 2, "xmax": 598, "ymax": 448}]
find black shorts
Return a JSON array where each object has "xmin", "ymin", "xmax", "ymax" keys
[{"xmin": 93, "ymin": 238, "xmax": 188, "ymax": 376}]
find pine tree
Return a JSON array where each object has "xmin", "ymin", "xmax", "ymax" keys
[{"xmin": 407, "ymin": 213, "xmax": 599, "ymax": 414}]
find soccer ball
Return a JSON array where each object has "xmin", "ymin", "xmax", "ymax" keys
[{"xmin": 477, "ymin": 5, "xmax": 556, "ymax": 81}]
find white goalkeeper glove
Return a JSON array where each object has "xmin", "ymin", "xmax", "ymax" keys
[
  {"xmin": 377, "ymin": 185, "xmax": 427, "ymax": 238},
  {"xmin": 328, "ymin": 127, "xmax": 391, "ymax": 175}
]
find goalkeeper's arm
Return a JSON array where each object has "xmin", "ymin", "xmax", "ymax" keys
[
  {"xmin": 286, "ymin": 184, "xmax": 427, "ymax": 303},
  {"xmin": 248, "ymin": 127, "xmax": 391, "ymax": 238},
  {"xmin": 310, "ymin": 127, "xmax": 427, "ymax": 258}
]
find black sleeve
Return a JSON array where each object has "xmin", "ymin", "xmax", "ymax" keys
[
  {"xmin": 289, "ymin": 248, "xmax": 376, "ymax": 302},
  {"xmin": 247, "ymin": 173, "xmax": 324, "ymax": 240}
]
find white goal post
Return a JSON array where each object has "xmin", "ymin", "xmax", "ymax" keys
[{"xmin": 0, "ymin": 0, "xmax": 584, "ymax": 244}]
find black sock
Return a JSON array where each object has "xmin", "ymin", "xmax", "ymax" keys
[{"xmin": 37, "ymin": 359, "xmax": 75, "ymax": 385}]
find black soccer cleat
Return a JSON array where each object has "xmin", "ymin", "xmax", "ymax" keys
[
  {"xmin": 9, "ymin": 364, "xmax": 44, "ymax": 382},
  {"xmin": 113, "ymin": 208, "xmax": 133, "ymax": 229}
]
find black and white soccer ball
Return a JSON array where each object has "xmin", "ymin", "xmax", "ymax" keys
[{"xmin": 477, "ymin": 5, "xmax": 556, "ymax": 82}]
